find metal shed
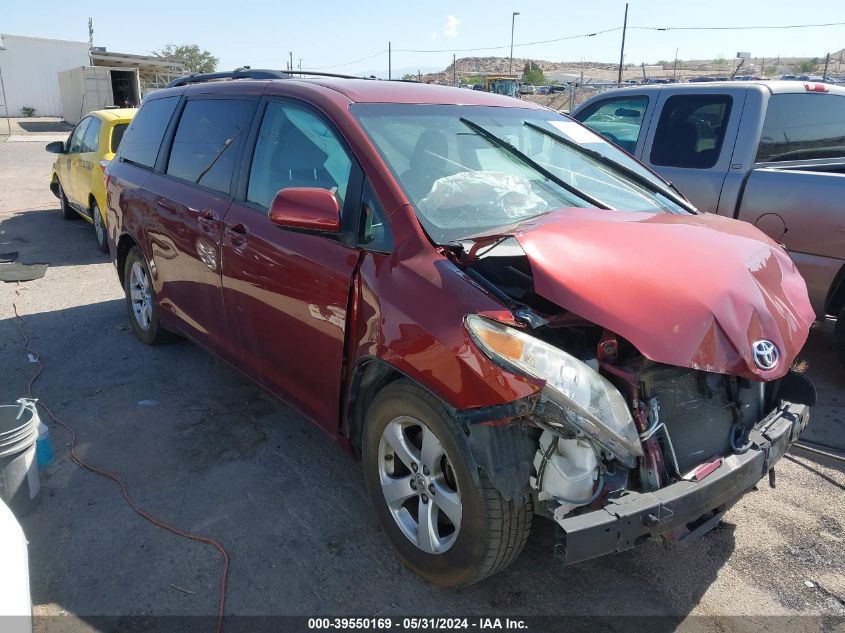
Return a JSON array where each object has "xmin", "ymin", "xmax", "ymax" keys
[
  {"xmin": 58, "ymin": 66, "xmax": 141, "ymax": 124},
  {"xmin": 0, "ymin": 33, "xmax": 91, "ymax": 118}
]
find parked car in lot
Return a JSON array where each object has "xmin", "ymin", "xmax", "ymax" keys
[
  {"xmin": 46, "ymin": 108, "xmax": 135, "ymax": 252},
  {"xmin": 106, "ymin": 70, "xmax": 815, "ymax": 586},
  {"xmin": 518, "ymin": 83, "xmax": 536, "ymax": 95},
  {"xmin": 572, "ymin": 81, "xmax": 845, "ymax": 365}
]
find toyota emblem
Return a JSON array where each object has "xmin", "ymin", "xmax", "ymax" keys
[{"xmin": 752, "ymin": 340, "xmax": 780, "ymax": 370}]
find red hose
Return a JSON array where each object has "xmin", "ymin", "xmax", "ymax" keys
[{"xmin": 13, "ymin": 298, "xmax": 229, "ymax": 633}]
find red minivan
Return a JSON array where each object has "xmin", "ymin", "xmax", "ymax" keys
[{"xmin": 106, "ymin": 70, "xmax": 816, "ymax": 586}]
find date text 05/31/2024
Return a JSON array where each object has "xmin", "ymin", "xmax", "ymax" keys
[{"xmin": 307, "ymin": 618, "xmax": 528, "ymax": 630}]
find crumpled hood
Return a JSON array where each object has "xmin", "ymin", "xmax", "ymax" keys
[{"xmin": 507, "ymin": 208, "xmax": 814, "ymax": 380}]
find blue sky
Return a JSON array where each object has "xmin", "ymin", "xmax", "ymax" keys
[{"xmin": 5, "ymin": 0, "xmax": 844, "ymax": 75}]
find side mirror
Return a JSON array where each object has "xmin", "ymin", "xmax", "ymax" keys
[
  {"xmin": 45, "ymin": 141, "xmax": 66, "ymax": 154},
  {"xmin": 268, "ymin": 187, "xmax": 341, "ymax": 233}
]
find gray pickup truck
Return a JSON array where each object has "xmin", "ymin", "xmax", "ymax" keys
[{"xmin": 573, "ymin": 81, "xmax": 845, "ymax": 364}]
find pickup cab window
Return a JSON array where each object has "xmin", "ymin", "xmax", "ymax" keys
[
  {"xmin": 650, "ymin": 94, "xmax": 732, "ymax": 169},
  {"xmin": 756, "ymin": 93, "xmax": 845, "ymax": 162},
  {"xmin": 574, "ymin": 96, "xmax": 648, "ymax": 154}
]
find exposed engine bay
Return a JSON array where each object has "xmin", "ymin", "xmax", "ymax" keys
[{"xmin": 450, "ymin": 236, "xmax": 815, "ymax": 534}]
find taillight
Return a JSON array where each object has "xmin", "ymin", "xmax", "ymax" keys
[{"xmin": 803, "ymin": 82, "xmax": 829, "ymax": 93}]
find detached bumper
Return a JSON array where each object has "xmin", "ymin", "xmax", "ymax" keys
[{"xmin": 554, "ymin": 401, "xmax": 809, "ymax": 565}]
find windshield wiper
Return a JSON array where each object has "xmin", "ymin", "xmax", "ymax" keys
[
  {"xmin": 459, "ymin": 117, "xmax": 612, "ymax": 210},
  {"xmin": 523, "ymin": 121, "xmax": 695, "ymax": 212},
  {"xmin": 194, "ymin": 126, "xmax": 243, "ymax": 184}
]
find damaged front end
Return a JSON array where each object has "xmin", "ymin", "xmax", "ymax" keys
[{"xmin": 452, "ymin": 212, "xmax": 815, "ymax": 564}]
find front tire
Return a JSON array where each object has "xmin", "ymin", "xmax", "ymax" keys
[
  {"xmin": 56, "ymin": 180, "xmax": 76, "ymax": 220},
  {"xmin": 92, "ymin": 200, "xmax": 108, "ymax": 253},
  {"xmin": 362, "ymin": 380, "xmax": 533, "ymax": 586},
  {"xmin": 123, "ymin": 246, "xmax": 174, "ymax": 345}
]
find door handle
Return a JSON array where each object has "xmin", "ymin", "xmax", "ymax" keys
[
  {"xmin": 225, "ymin": 223, "xmax": 248, "ymax": 236},
  {"xmin": 197, "ymin": 209, "xmax": 218, "ymax": 235},
  {"xmin": 224, "ymin": 223, "xmax": 249, "ymax": 249}
]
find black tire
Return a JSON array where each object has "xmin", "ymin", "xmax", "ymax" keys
[
  {"xmin": 362, "ymin": 379, "xmax": 533, "ymax": 587},
  {"xmin": 123, "ymin": 246, "xmax": 175, "ymax": 345},
  {"xmin": 56, "ymin": 180, "xmax": 77, "ymax": 220},
  {"xmin": 836, "ymin": 305, "xmax": 845, "ymax": 368},
  {"xmin": 91, "ymin": 200, "xmax": 109, "ymax": 253}
]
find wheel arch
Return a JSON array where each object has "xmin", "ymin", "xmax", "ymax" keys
[
  {"xmin": 49, "ymin": 173, "xmax": 60, "ymax": 198},
  {"xmin": 344, "ymin": 356, "xmax": 404, "ymax": 458},
  {"xmin": 824, "ymin": 263, "xmax": 845, "ymax": 318},
  {"xmin": 344, "ymin": 355, "xmax": 539, "ymax": 500},
  {"xmin": 116, "ymin": 233, "xmax": 139, "ymax": 287}
]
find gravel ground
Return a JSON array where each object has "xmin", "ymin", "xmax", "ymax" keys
[{"xmin": 0, "ymin": 138, "xmax": 843, "ymax": 632}]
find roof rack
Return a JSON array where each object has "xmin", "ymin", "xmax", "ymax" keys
[
  {"xmin": 166, "ymin": 68, "xmax": 290, "ymax": 88},
  {"xmin": 287, "ymin": 70, "xmax": 370, "ymax": 80},
  {"xmin": 165, "ymin": 67, "xmax": 418, "ymax": 89}
]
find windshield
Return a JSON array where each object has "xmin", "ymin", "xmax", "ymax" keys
[{"xmin": 353, "ymin": 104, "xmax": 690, "ymax": 244}]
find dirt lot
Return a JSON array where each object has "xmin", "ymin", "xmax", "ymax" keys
[{"xmin": 1, "ymin": 136, "xmax": 843, "ymax": 632}]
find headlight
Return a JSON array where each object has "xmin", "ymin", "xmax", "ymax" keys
[{"xmin": 466, "ymin": 315, "xmax": 642, "ymax": 465}]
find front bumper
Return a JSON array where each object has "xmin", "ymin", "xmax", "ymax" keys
[{"xmin": 554, "ymin": 401, "xmax": 809, "ymax": 565}]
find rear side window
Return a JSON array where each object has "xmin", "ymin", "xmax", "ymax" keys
[
  {"xmin": 110, "ymin": 123, "xmax": 128, "ymax": 153},
  {"xmin": 167, "ymin": 99, "xmax": 255, "ymax": 194},
  {"xmin": 81, "ymin": 118, "xmax": 101, "ymax": 153},
  {"xmin": 575, "ymin": 95, "xmax": 648, "ymax": 154},
  {"xmin": 118, "ymin": 97, "xmax": 179, "ymax": 168},
  {"xmin": 757, "ymin": 94, "xmax": 845, "ymax": 162},
  {"xmin": 650, "ymin": 94, "xmax": 732, "ymax": 169}
]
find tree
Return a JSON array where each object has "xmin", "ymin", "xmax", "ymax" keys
[
  {"xmin": 152, "ymin": 44, "xmax": 219, "ymax": 74},
  {"xmin": 798, "ymin": 59, "xmax": 819, "ymax": 74},
  {"xmin": 401, "ymin": 73, "xmax": 418, "ymax": 81},
  {"xmin": 522, "ymin": 60, "xmax": 544, "ymax": 85}
]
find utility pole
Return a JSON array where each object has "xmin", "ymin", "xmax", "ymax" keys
[
  {"xmin": 617, "ymin": 3, "xmax": 628, "ymax": 86},
  {"xmin": 388, "ymin": 41, "xmax": 392, "ymax": 80},
  {"xmin": 509, "ymin": 12, "xmax": 520, "ymax": 75},
  {"xmin": 88, "ymin": 17, "xmax": 93, "ymax": 48},
  {"xmin": 673, "ymin": 47, "xmax": 678, "ymax": 80},
  {"xmin": 453, "ymin": 53, "xmax": 457, "ymax": 86},
  {"xmin": 823, "ymin": 52, "xmax": 830, "ymax": 80},
  {"xmin": 289, "ymin": 51, "xmax": 293, "ymax": 73}
]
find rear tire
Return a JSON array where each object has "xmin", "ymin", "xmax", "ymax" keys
[
  {"xmin": 362, "ymin": 379, "xmax": 533, "ymax": 587},
  {"xmin": 123, "ymin": 246, "xmax": 175, "ymax": 345},
  {"xmin": 836, "ymin": 306, "xmax": 845, "ymax": 368},
  {"xmin": 92, "ymin": 200, "xmax": 109, "ymax": 253},
  {"xmin": 57, "ymin": 181, "xmax": 76, "ymax": 220}
]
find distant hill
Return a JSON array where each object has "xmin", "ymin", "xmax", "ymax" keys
[{"xmin": 423, "ymin": 50, "xmax": 845, "ymax": 84}]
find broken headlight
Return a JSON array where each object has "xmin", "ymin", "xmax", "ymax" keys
[{"xmin": 466, "ymin": 315, "xmax": 642, "ymax": 466}]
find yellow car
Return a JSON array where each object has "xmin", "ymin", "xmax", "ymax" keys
[{"xmin": 47, "ymin": 108, "xmax": 136, "ymax": 252}]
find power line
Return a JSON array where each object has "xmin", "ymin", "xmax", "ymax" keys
[
  {"xmin": 631, "ymin": 20, "xmax": 845, "ymax": 32},
  {"xmin": 310, "ymin": 49, "xmax": 388, "ymax": 69},
  {"xmin": 308, "ymin": 20, "xmax": 845, "ymax": 71},
  {"xmin": 395, "ymin": 27, "xmax": 622, "ymax": 54}
]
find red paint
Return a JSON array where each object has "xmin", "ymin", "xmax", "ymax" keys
[
  {"xmin": 510, "ymin": 208, "xmax": 814, "ymax": 380},
  {"xmin": 269, "ymin": 187, "xmax": 341, "ymax": 233}
]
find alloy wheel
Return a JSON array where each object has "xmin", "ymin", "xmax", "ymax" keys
[
  {"xmin": 129, "ymin": 261, "xmax": 153, "ymax": 330},
  {"xmin": 93, "ymin": 204, "xmax": 106, "ymax": 247},
  {"xmin": 378, "ymin": 416, "xmax": 462, "ymax": 554}
]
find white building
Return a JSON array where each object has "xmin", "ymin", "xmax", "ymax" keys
[{"xmin": 0, "ymin": 33, "xmax": 91, "ymax": 118}]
